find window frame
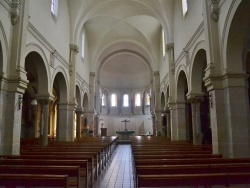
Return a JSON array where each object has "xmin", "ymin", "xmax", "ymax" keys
[
  {"xmin": 182, "ymin": 0, "xmax": 188, "ymax": 17},
  {"xmin": 51, "ymin": 0, "xmax": 58, "ymax": 16},
  {"xmin": 135, "ymin": 93, "xmax": 141, "ymax": 107},
  {"xmin": 111, "ymin": 93, "xmax": 117, "ymax": 107},
  {"xmin": 123, "ymin": 94, "xmax": 129, "ymax": 107}
]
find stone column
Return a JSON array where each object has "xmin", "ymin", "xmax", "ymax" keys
[
  {"xmin": 57, "ymin": 103, "xmax": 68, "ymax": 141},
  {"xmin": 1, "ymin": 0, "xmax": 30, "ymax": 154},
  {"xmin": 151, "ymin": 112, "xmax": 156, "ymax": 136},
  {"xmin": 190, "ymin": 97, "xmax": 203, "ymax": 145},
  {"xmin": 166, "ymin": 109, "xmax": 171, "ymax": 139},
  {"xmin": 94, "ymin": 114, "xmax": 99, "ymax": 136},
  {"xmin": 75, "ymin": 109, "xmax": 83, "ymax": 139},
  {"xmin": 88, "ymin": 72, "xmax": 96, "ymax": 132},
  {"xmin": 37, "ymin": 98, "xmax": 51, "ymax": 146},
  {"xmin": 175, "ymin": 102, "xmax": 187, "ymax": 141},
  {"xmin": 166, "ymin": 43, "xmax": 176, "ymax": 140}
]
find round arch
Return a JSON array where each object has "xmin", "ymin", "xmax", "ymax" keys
[
  {"xmin": 52, "ymin": 66, "xmax": 69, "ymax": 103},
  {"xmin": 97, "ymin": 49, "xmax": 153, "ymax": 85},
  {"xmin": 25, "ymin": 51, "xmax": 49, "ymax": 95},
  {"xmin": 189, "ymin": 49, "xmax": 207, "ymax": 95},
  {"xmin": 83, "ymin": 92, "xmax": 89, "ymax": 112},
  {"xmin": 222, "ymin": 0, "xmax": 250, "ymax": 72},
  {"xmin": 25, "ymin": 43, "xmax": 51, "ymax": 94},
  {"xmin": 0, "ymin": 21, "xmax": 8, "ymax": 74},
  {"xmin": 52, "ymin": 72, "xmax": 68, "ymax": 104},
  {"xmin": 176, "ymin": 67, "xmax": 189, "ymax": 102},
  {"xmin": 161, "ymin": 91, "xmax": 165, "ymax": 110}
]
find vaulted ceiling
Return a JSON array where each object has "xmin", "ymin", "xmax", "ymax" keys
[{"xmin": 68, "ymin": 0, "xmax": 175, "ymax": 89}]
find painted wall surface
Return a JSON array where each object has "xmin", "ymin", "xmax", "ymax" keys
[
  {"xmin": 173, "ymin": 0, "xmax": 203, "ymax": 59},
  {"xmin": 76, "ymin": 28, "xmax": 90, "ymax": 85},
  {"xmin": 99, "ymin": 115, "xmax": 153, "ymax": 136},
  {"xmin": 28, "ymin": 0, "xmax": 70, "ymax": 62}
]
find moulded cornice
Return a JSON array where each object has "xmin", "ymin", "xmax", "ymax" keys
[
  {"xmin": 27, "ymin": 22, "xmax": 69, "ymax": 68},
  {"xmin": 175, "ymin": 21, "xmax": 204, "ymax": 67}
]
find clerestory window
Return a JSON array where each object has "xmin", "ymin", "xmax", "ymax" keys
[
  {"xmin": 123, "ymin": 94, "xmax": 129, "ymax": 107},
  {"xmin": 111, "ymin": 93, "xmax": 117, "ymax": 107},
  {"xmin": 51, "ymin": 0, "xmax": 58, "ymax": 16}
]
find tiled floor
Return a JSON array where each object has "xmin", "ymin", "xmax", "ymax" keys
[{"xmin": 94, "ymin": 144, "xmax": 134, "ymax": 188}]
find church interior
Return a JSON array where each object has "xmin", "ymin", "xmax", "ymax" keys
[{"xmin": 1, "ymin": 0, "xmax": 250, "ymax": 187}]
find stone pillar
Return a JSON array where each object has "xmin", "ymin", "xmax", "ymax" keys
[
  {"xmin": 166, "ymin": 43, "xmax": 176, "ymax": 141},
  {"xmin": 151, "ymin": 112, "xmax": 156, "ymax": 136},
  {"xmin": 0, "ymin": 0, "xmax": 30, "ymax": 154},
  {"xmin": 154, "ymin": 71, "xmax": 161, "ymax": 135},
  {"xmin": 30, "ymin": 103, "xmax": 38, "ymax": 138},
  {"xmin": 75, "ymin": 109, "xmax": 83, "ymax": 139},
  {"xmin": 2, "ymin": 93, "xmax": 23, "ymax": 154},
  {"xmin": 88, "ymin": 72, "xmax": 96, "ymax": 133},
  {"xmin": 190, "ymin": 97, "xmax": 203, "ymax": 145},
  {"xmin": 166, "ymin": 109, "xmax": 171, "ymax": 139},
  {"xmin": 94, "ymin": 114, "xmax": 99, "ymax": 136},
  {"xmin": 57, "ymin": 103, "xmax": 68, "ymax": 141},
  {"xmin": 38, "ymin": 99, "xmax": 50, "ymax": 146},
  {"xmin": 176, "ymin": 102, "xmax": 187, "ymax": 141}
]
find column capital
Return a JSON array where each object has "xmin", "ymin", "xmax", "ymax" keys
[
  {"xmin": 69, "ymin": 44, "xmax": 79, "ymax": 53},
  {"xmin": 188, "ymin": 96, "xmax": 204, "ymax": 104},
  {"xmin": 36, "ymin": 94, "xmax": 54, "ymax": 105},
  {"xmin": 166, "ymin": 43, "xmax": 174, "ymax": 52},
  {"xmin": 75, "ymin": 110, "xmax": 84, "ymax": 115}
]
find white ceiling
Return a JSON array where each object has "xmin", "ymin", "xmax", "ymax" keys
[{"xmin": 68, "ymin": 0, "xmax": 174, "ymax": 89}]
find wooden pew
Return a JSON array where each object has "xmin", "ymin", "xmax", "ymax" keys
[
  {"xmin": 134, "ymin": 163, "xmax": 250, "ymax": 186},
  {"xmin": 20, "ymin": 150, "xmax": 98, "ymax": 181},
  {"xmin": 134, "ymin": 158, "xmax": 250, "ymax": 166},
  {"xmin": 133, "ymin": 153, "xmax": 222, "ymax": 160},
  {"xmin": 0, "ymin": 165, "xmax": 80, "ymax": 187},
  {"xmin": 0, "ymin": 158, "xmax": 89, "ymax": 187},
  {"xmin": 1, "ymin": 154, "xmax": 93, "ymax": 187},
  {"xmin": 0, "ymin": 174, "xmax": 69, "ymax": 187},
  {"xmin": 137, "ymin": 173, "xmax": 250, "ymax": 188}
]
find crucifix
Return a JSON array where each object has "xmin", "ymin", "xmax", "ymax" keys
[{"xmin": 121, "ymin": 119, "xmax": 130, "ymax": 131}]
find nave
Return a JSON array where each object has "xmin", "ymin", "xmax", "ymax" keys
[{"xmin": 94, "ymin": 144, "xmax": 134, "ymax": 188}]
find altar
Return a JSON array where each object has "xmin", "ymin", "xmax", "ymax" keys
[
  {"xmin": 116, "ymin": 130, "xmax": 135, "ymax": 141},
  {"xmin": 116, "ymin": 119, "xmax": 135, "ymax": 141}
]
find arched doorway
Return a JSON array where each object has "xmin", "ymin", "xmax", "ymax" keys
[
  {"xmin": 176, "ymin": 70, "xmax": 191, "ymax": 141},
  {"xmin": 221, "ymin": 0, "xmax": 250, "ymax": 157},
  {"xmin": 82, "ymin": 92, "xmax": 89, "ymax": 127},
  {"xmin": 22, "ymin": 52, "xmax": 49, "ymax": 141},
  {"xmin": 53, "ymin": 72, "xmax": 68, "ymax": 141},
  {"xmin": 190, "ymin": 49, "xmax": 211, "ymax": 145}
]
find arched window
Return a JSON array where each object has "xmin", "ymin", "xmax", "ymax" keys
[
  {"xmin": 146, "ymin": 93, "xmax": 150, "ymax": 106},
  {"xmin": 101, "ymin": 94, "xmax": 106, "ymax": 106},
  {"xmin": 51, "ymin": 0, "xmax": 58, "ymax": 16},
  {"xmin": 111, "ymin": 93, "xmax": 117, "ymax": 107},
  {"xmin": 182, "ymin": 0, "xmax": 188, "ymax": 17},
  {"xmin": 123, "ymin": 94, "xmax": 129, "ymax": 107},
  {"xmin": 135, "ymin": 93, "xmax": 141, "ymax": 107},
  {"xmin": 81, "ymin": 29, "xmax": 85, "ymax": 58},
  {"xmin": 162, "ymin": 28, "xmax": 166, "ymax": 57}
]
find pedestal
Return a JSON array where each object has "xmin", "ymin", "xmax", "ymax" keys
[{"xmin": 100, "ymin": 128, "xmax": 107, "ymax": 137}]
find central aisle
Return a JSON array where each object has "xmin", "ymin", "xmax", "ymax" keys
[{"xmin": 94, "ymin": 144, "xmax": 134, "ymax": 188}]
